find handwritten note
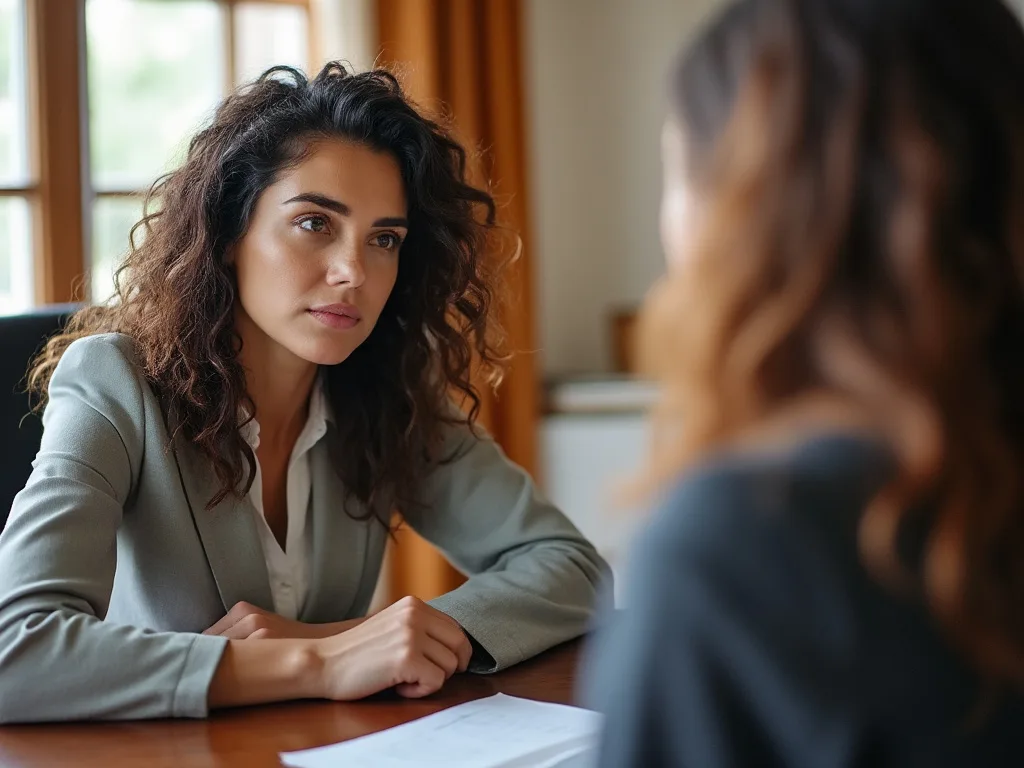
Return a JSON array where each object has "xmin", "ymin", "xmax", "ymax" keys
[{"xmin": 279, "ymin": 694, "xmax": 602, "ymax": 768}]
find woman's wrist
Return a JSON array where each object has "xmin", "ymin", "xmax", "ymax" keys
[
  {"xmin": 208, "ymin": 637, "xmax": 325, "ymax": 709},
  {"xmin": 312, "ymin": 616, "xmax": 366, "ymax": 639},
  {"xmin": 206, "ymin": 618, "xmax": 372, "ymax": 709},
  {"xmin": 293, "ymin": 638, "xmax": 327, "ymax": 699}
]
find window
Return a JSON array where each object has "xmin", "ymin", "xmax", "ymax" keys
[
  {"xmin": 0, "ymin": 0, "xmax": 312, "ymax": 315},
  {"xmin": 0, "ymin": 0, "xmax": 32, "ymax": 314},
  {"xmin": 86, "ymin": 0, "xmax": 311, "ymax": 301}
]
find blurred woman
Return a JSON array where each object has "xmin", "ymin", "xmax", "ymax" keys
[{"xmin": 583, "ymin": 0, "xmax": 1024, "ymax": 764}]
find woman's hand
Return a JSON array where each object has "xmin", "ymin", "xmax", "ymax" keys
[
  {"xmin": 203, "ymin": 601, "xmax": 363, "ymax": 640},
  {"xmin": 313, "ymin": 595, "xmax": 473, "ymax": 700}
]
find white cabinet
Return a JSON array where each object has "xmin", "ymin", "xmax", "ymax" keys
[{"xmin": 539, "ymin": 411, "xmax": 649, "ymax": 604}]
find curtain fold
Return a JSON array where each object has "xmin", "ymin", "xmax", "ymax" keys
[{"xmin": 374, "ymin": 0, "xmax": 540, "ymax": 602}]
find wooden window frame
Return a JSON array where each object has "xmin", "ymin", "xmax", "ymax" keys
[
  {"xmin": 22, "ymin": 0, "xmax": 313, "ymax": 307},
  {"xmin": 24, "ymin": 0, "xmax": 85, "ymax": 305}
]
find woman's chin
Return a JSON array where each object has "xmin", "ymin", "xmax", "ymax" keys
[{"xmin": 293, "ymin": 341, "xmax": 360, "ymax": 367}]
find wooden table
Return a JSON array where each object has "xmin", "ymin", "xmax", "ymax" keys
[{"xmin": 0, "ymin": 639, "xmax": 582, "ymax": 767}]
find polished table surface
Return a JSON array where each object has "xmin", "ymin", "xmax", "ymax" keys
[{"xmin": 0, "ymin": 639, "xmax": 583, "ymax": 767}]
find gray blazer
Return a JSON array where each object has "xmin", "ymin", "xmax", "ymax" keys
[{"xmin": 0, "ymin": 334, "xmax": 608, "ymax": 722}]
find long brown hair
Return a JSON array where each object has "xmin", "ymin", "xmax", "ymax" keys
[
  {"xmin": 28, "ymin": 63, "xmax": 506, "ymax": 520},
  {"xmin": 643, "ymin": 0, "xmax": 1024, "ymax": 685}
]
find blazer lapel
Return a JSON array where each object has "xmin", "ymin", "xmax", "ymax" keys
[
  {"xmin": 300, "ymin": 432, "xmax": 376, "ymax": 623},
  {"xmin": 171, "ymin": 432, "xmax": 275, "ymax": 613}
]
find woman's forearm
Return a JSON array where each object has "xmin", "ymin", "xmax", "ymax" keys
[{"xmin": 207, "ymin": 638, "xmax": 324, "ymax": 710}]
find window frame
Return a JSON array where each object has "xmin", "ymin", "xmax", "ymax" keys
[
  {"xmin": 19, "ymin": 0, "xmax": 313, "ymax": 307},
  {"xmin": 0, "ymin": 1, "xmax": 37, "ymax": 314}
]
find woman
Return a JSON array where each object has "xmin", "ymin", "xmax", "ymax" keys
[
  {"xmin": 584, "ymin": 0, "xmax": 1024, "ymax": 765},
  {"xmin": 0, "ymin": 63, "xmax": 607, "ymax": 722}
]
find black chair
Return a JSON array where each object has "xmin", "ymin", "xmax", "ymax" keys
[{"xmin": 1, "ymin": 305, "xmax": 79, "ymax": 529}]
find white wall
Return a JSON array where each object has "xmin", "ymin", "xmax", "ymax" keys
[
  {"xmin": 314, "ymin": 0, "xmax": 376, "ymax": 72},
  {"xmin": 525, "ymin": 0, "xmax": 720, "ymax": 376}
]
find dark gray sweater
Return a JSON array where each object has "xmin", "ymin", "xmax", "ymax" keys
[{"xmin": 581, "ymin": 433, "xmax": 1024, "ymax": 767}]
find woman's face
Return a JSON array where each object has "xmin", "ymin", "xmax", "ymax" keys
[
  {"xmin": 232, "ymin": 138, "xmax": 408, "ymax": 367},
  {"xmin": 660, "ymin": 119, "xmax": 700, "ymax": 270}
]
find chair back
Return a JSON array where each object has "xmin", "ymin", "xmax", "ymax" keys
[{"xmin": 0, "ymin": 305, "xmax": 79, "ymax": 529}]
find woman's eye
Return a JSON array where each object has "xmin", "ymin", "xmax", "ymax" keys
[
  {"xmin": 298, "ymin": 215, "xmax": 330, "ymax": 234},
  {"xmin": 374, "ymin": 232, "xmax": 402, "ymax": 250}
]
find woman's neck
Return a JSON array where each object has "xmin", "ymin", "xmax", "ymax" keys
[{"xmin": 236, "ymin": 311, "xmax": 319, "ymax": 447}]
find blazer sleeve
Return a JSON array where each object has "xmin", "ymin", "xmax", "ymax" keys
[
  {"xmin": 403, "ymin": 420, "xmax": 612, "ymax": 673},
  {"xmin": 0, "ymin": 335, "xmax": 227, "ymax": 723}
]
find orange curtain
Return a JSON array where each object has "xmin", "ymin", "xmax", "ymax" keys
[{"xmin": 374, "ymin": 0, "xmax": 539, "ymax": 602}]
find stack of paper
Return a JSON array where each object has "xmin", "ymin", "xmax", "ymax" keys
[{"xmin": 279, "ymin": 693, "xmax": 603, "ymax": 768}]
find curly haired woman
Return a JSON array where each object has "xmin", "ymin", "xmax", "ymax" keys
[{"xmin": 0, "ymin": 63, "xmax": 607, "ymax": 722}]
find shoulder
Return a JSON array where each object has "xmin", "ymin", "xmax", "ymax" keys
[
  {"xmin": 413, "ymin": 408, "xmax": 530, "ymax": 515},
  {"xmin": 638, "ymin": 431, "xmax": 893, "ymax": 568},
  {"xmin": 38, "ymin": 334, "xmax": 152, "ymax": 490},
  {"xmin": 57, "ymin": 332, "xmax": 143, "ymax": 377},
  {"xmin": 429, "ymin": 406, "xmax": 502, "ymax": 468},
  {"xmin": 47, "ymin": 332, "xmax": 150, "ymax": 430},
  {"xmin": 622, "ymin": 432, "xmax": 896, "ymax": 661},
  {"xmin": 585, "ymin": 433, "xmax": 897, "ymax": 768}
]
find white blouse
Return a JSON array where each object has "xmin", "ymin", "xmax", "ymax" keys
[{"xmin": 239, "ymin": 379, "xmax": 331, "ymax": 620}]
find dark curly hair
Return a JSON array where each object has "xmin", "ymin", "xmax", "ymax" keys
[{"xmin": 28, "ymin": 63, "xmax": 506, "ymax": 520}]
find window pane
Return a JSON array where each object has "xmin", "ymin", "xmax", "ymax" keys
[
  {"xmin": 235, "ymin": 2, "xmax": 309, "ymax": 86},
  {"xmin": 86, "ymin": 0, "xmax": 225, "ymax": 191},
  {"xmin": 0, "ymin": 196, "xmax": 33, "ymax": 315},
  {"xmin": 0, "ymin": 0, "xmax": 29, "ymax": 186},
  {"xmin": 91, "ymin": 196, "xmax": 144, "ymax": 303}
]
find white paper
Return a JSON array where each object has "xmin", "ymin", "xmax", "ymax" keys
[
  {"xmin": 279, "ymin": 693, "xmax": 603, "ymax": 768},
  {"xmin": 531, "ymin": 744, "xmax": 598, "ymax": 768}
]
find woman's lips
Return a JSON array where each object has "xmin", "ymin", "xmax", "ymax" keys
[{"xmin": 307, "ymin": 305, "xmax": 361, "ymax": 330}]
